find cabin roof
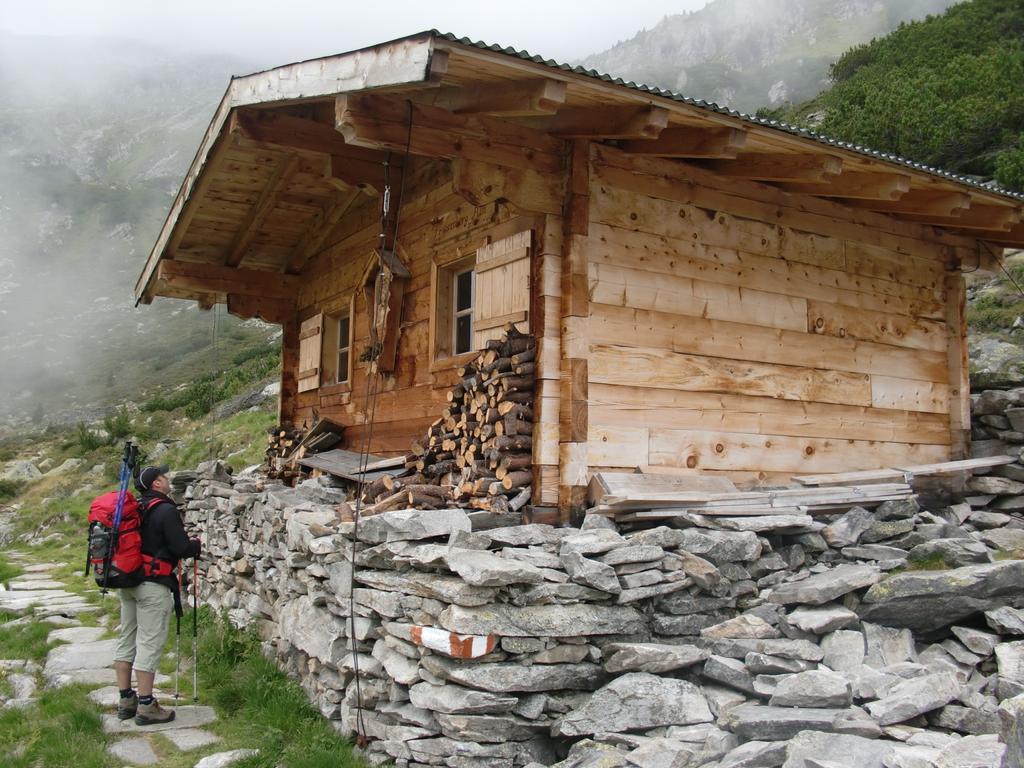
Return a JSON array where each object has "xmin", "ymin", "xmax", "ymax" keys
[{"xmin": 136, "ymin": 30, "xmax": 1024, "ymax": 308}]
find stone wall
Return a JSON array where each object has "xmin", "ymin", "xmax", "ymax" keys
[{"xmin": 181, "ymin": 451, "xmax": 1024, "ymax": 768}]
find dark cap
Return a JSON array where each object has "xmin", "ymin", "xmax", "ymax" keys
[{"xmin": 137, "ymin": 465, "xmax": 170, "ymax": 491}]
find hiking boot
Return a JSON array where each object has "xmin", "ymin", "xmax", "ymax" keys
[
  {"xmin": 135, "ymin": 698, "xmax": 175, "ymax": 726},
  {"xmin": 117, "ymin": 690, "xmax": 137, "ymax": 720}
]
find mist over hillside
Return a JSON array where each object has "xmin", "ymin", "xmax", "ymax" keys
[
  {"xmin": 0, "ymin": 32, "xmax": 274, "ymax": 421},
  {"xmin": 581, "ymin": 0, "xmax": 958, "ymax": 112}
]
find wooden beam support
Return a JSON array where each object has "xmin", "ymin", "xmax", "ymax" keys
[
  {"xmin": 704, "ymin": 153, "xmax": 843, "ymax": 182},
  {"xmin": 902, "ymin": 203, "xmax": 1022, "ymax": 232},
  {"xmin": 851, "ymin": 190, "xmax": 972, "ymax": 217},
  {"xmin": 419, "ymin": 78, "xmax": 566, "ymax": 117},
  {"xmin": 286, "ymin": 187, "xmax": 363, "ymax": 274},
  {"xmin": 945, "ymin": 271, "xmax": 970, "ymax": 460},
  {"xmin": 326, "ymin": 154, "xmax": 389, "ymax": 194},
  {"xmin": 157, "ymin": 260, "xmax": 299, "ymax": 301},
  {"xmin": 279, "ymin": 313, "xmax": 300, "ymax": 427},
  {"xmin": 782, "ymin": 171, "xmax": 911, "ymax": 201},
  {"xmin": 619, "ymin": 127, "xmax": 747, "ymax": 158},
  {"xmin": 223, "ymin": 154, "xmax": 300, "ymax": 268},
  {"xmin": 226, "ymin": 294, "xmax": 296, "ymax": 325},
  {"xmin": 982, "ymin": 223, "xmax": 1024, "ymax": 248},
  {"xmin": 520, "ymin": 105, "xmax": 670, "ymax": 140}
]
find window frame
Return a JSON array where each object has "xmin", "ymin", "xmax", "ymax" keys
[
  {"xmin": 431, "ymin": 253, "xmax": 478, "ymax": 368},
  {"xmin": 452, "ymin": 266, "xmax": 475, "ymax": 356},
  {"xmin": 336, "ymin": 313, "xmax": 352, "ymax": 385},
  {"xmin": 319, "ymin": 294, "xmax": 355, "ymax": 393}
]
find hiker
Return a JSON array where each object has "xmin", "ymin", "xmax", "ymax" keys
[{"xmin": 113, "ymin": 464, "xmax": 200, "ymax": 725}]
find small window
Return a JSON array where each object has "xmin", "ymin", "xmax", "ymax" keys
[
  {"xmin": 336, "ymin": 315, "xmax": 351, "ymax": 384},
  {"xmin": 453, "ymin": 268, "xmax": 474, "ymax": 355}
]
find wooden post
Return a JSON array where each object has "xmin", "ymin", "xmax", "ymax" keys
[
  {"xmin": 946, "ymin": 269, "xmax": 970, "ymax": 460},
  {"xmin": 280, "ymin": 314, "xmax": 300, "ymax": 427},
  {"xmin": 558, "ymin": 140, "xmax": 592, "ymax": 523}
]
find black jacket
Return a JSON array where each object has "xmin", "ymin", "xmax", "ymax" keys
[{"xmin": 138, "ymin": 490, "xmax": 201, "ymax": 596}]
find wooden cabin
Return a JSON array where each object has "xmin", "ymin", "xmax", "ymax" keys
[{"xmin": 135, "ymin": 31, "xmax": 1024, "ymax": 518}]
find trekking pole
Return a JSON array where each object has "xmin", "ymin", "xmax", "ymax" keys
[
  {"xmin": 173, "ymin": 564, "xmax": 181, "ymax": 701},
  {"xmin": 192, "ymin": 556, "xmax": 199, "ymax": 703}
]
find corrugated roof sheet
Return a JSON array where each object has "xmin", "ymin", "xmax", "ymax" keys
[{"xmin": 436, "ymin": 31, "xmax": 1024, "ymax": 204}]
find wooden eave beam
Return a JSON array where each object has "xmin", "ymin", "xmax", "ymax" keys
[
  {"xmin": 618, "ymin": 127, "xmax": 747, "ymax": 158},
  {"xmin": 980, "ymin": 223, "xmax": 1024, "ymax": 248},
  {"xmin": 849, "ymin": 190, "xmax": 972, "ymax": 217},
  {"xmin": 227, "ymin": 294, "xmax": 296, "ymax": 325},
  {"xmin": 782, "ymin": 171, "xmax": 911, "ymax": 201},
  {"xmin": 156, "ymin": 260, "xmax": 299, "ymax": 301},
  {"xmin": 704, "ymin": 152, "xmax": 843, "ymax": 182},
  {"xmin": 900, "ymin": 202, "xmax": 1022, "ymax": 232},
  {"xmin": 223, "ymin": 155, "xmax": 300, "ymax": 268},
  {"xmin": 286, "ymin": 187, "xmax": 363, "ymax": 274},
  {"xmin": 418, "ymin": 78, "xmax": 566, "ymax": 117},
  {"xmin": 326, "ymin": 154, "xmax": 388, "ymax": 194},
  {"xmin": 518, "ymin": 105, "xmax": 670, "ymax": 139}
]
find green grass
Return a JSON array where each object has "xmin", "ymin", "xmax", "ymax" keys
[
  {"xmin": 0, "ymin": 611, "xmax": 53, "ymax": 662},
  {"xmin": 0, "ymin": 684, "xmax": 111, "ymax": 768},
  {"xmin": 904, "ymin": 553, "xmax": 955, "ymax": 571},
  {"xmin": 0, "ymin": 553, "xmax": 22, "ymax": 584}
]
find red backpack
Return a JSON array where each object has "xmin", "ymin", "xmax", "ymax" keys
[{"xmin": 86, "ymin": 492, "xmax": 173, "ymax": 589}]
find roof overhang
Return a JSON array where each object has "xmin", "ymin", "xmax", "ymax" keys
[{"xmin": 136, "ymin": 30, "xmax": 1024, "ymax": 309}]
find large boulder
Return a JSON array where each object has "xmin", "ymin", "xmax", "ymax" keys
[
  {"xmin": 553, "ymin": 673, "xmax": 712, "ymax": 736},
  {"xmin": 768, "ymin": 565, "xmax": 880, "ymax": 606},
  {"xmin": 859, "ymin": 561, "xmax": 1024, "ymax": 632}
]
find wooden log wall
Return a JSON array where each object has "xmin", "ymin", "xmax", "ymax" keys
[
  {"xmin": 583, "ymin": 143, "xmax": 969, "ymax": 486},
  {"xmin": 288, "ymin": 153, "xmax": 565, "ymax": 509}
]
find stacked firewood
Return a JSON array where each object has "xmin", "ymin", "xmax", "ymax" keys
[
  {"xmin": 265, "ymin": 425, "xmax": 304, "ymax": 482},
  {"xmin": 358, "ymin": 325, "xmax": 535, "ymax": 517}
]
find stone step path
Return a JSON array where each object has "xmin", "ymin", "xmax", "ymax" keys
[{"xmin": 0, "ymin": 551, "xmax": 258, "ymax": 768}]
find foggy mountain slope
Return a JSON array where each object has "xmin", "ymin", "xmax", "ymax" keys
[
  {"xmin": 580, "ymin": 0, "xmax": 958, "ymax": 112},
  {"xmin": 0, "ymin": 32, "xmax": 274, "ymax": 420}
]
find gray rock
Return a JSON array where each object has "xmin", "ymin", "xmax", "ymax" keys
[
  {"xmin": 0, "ymin": 460, "xmax": 41, "ymax": 481},
  {"xmin": 745, "ymin": 653, "xmax": 813, "ymax": 675},
  {"xmin": 930, "ymin": 704, "xmax": 1001, "ymax": 735},
  {"xmin": 768, "ymin": 565, "xmax": 880, "ymax": 606},
  {"xmin": 43, "ymin": 639, "xmax": 118, "ymax": 684},
  {"xmin": 860, "ymin": 518, "xmax": 916, "ymax": 544},
  {"xmin": 997, "ymin": 641, "xmax": 1024, "ymax": 698},
  {"xmin": 863, "ymin": 623, "xmax": 916, "ymax": 668},
  {"xmin": 559, "ymin": 529, "xmax": 626, "ymax": 556},
  {"xmin": 712, "ymin": 638, "xmax": 824, "ymax": 662},
  {"xmin": 276, "ymin": 596, "xmax": 349, "ymax": 666},
  {"xmin": 668, "ymin": 549, "xmax": 722, "ymax": 590},
  {"xmin": 702, "ymin": 614, "xmax": 780, "ymax": 640},
  {"xmin": 999, "ymin": 694, "xmax": 1024, "ymax": 768},
  {"xmin": 719, "ymin": 740, "xmax": 788, "ymax": 768},
  {"xmin": 968, "ymin": 476, "xmax": 1024, "ymax": 495},
  {"xmin": 840, "ymin": 544, "xmax": 908, "ymax": 562},
  {"xmin": 408, "ymin": 681, "xmax": 517, "ymax": 714},
  {"xmin": 723, "ymin": 704, "xmax": 880, "ymax": 741},
  {"xmin": 934, "ymin": 733, "xmax": 1005, "ymax": 768},
  {"xmin": 770, "ymin": 670, "xmax": 852, "ymax": 708},
  {"xmin": 875, "ymin": 498, "xmax": 920, "ymax": 522},
  {"xmin": 820, "ymin": 630, "xmax": 866, "ymax": 674},
  {"xmin": 435, "ymin": 713, "xmax": 548, "ymax": 742},
  {"xmin": 780, "ymin": 731, "xmax": 895, "ymax": 768},
  {"xmin": 194, "ymin": 750, "xmax": 260, "ymax": 768},
  {"xmin": 561, "ymin": 551, "xmax": 621, "ymax": 594},
  {"xmin": 907, "ymin": 538, "xmax": 992, "ymax": 567},
  {"xmin": 673, "ymin": 529, "xmax": 763, "ymax": 562},
  {"xmin": 159, "ymin": 728, "xmax": 221, "ymax": 751},
  {"xmin": 703, "ymin": 655, "xmax": 758, "ymax": 694},
  {"xmin": 602, "ymin": 643, "xmax": 708, "ymax": 674},
  {"xmin": 439, "ymin": 603, "xmax": 645, "ymax": 637},
  {"xmin": 980, "ymin": 528, "xmax": 1024, "ymax": 554},
  {"xmin": 423, "ymin": 655, "xmax": 605, "ymax": 693},
  {"xmin": 860, "ymin": 560, "xmax": 1024, "ymax": 632},
  {"xmin": 987, "ymin": 606, "xmax": 1024, "ymax": 635},
  {"xmin": 951, "ymin": 626, "xmax": 1000, "ymax": 656},
  {"xmin": 554, "ymin": 673, "xmax": 713, "ymax": 736},
  {"xmin": 102, "ymin": 706, "xmax": 216, "ymax": 734},
  {"xmin": 622, "ymin": 737, "xmax": 700, "ymax": 768},
  {"xmin": 822, "ymin": 507, "xmax": 875, "ymax": 548},
  {"xmin": 786, "ymin": 605, "xmax": 858, "ymax": 635},
  {"xmin": 864, "ymin": 672, "xmax": 960, "ymax": 725},
  {"xmin": 486, "ymin": 524, "xmax": 562, "ymax": 547},
  {"xmin": 108, "ymin": 738, "xmax": 159, "ymax": 766},
  {"xmin": 357, "ymin": 508, "xmax": 471, "ymax": 544},
  {"xmin": 445, "ymin": 549, "xmax": 546, "ymax": 587},
  {"xmin": 355, "ymin": 569, "xmax": 498, "ymax": 606},
  {"xmin": 596, "ymin": 545, "xmax": 663, "ymax": 566}
]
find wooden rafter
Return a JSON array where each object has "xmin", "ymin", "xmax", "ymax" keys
[
  {"xmin": 326, "ymin": 154, "xmax": 389, "ymax": 194},
  {"xmin": 981, "ymin": 222, "xmax": 1024, "ymax": 247},
  {"xmin": 851, "ymin": 190, "xmax": 972, "ymax": 217},
  {"xmin": 418, "ymin": 78, "xmax": 566, "ymax": 116},
  {"xmin": 618, "ymin": 127, "xmax": 747, "ymax": 158},
  {"xmin": 156, "ymin": 260, "xmax": 299, "ymax": 300},
  {"xmin": 223, "ymin": 155, "xmax": 300, "ymax": 268},
  {"xmin": 904, "ymin": 203, "xmax": 1022, "ymax": 232},
  {"xmin": 286, "ymin": 187, "xmax": 363, "ymax": 274},
  {"xmin": 705, "ymin": 153, "xmax": 843, "ymax": 182},
  {"xmin": 165, "ymin": 133, "xmax": 238, "ymax": 259},
  {"xmin": 519, "ymin": 105, "xmax": 669, "ymax": 139},
  {"xmin": 782, "ymin": 171, "xmax": 911, "ymax": 201},
  {"xmin": 226, "ymin": 294, "xmax": 296, "ymax": 325}
]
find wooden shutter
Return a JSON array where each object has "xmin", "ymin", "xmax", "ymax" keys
[
  {"xmin": 473, "ymin": 230, "xmax": 531, "ymax": 349},
  {"xmin": 297, "ymin": 313, "xmax": 324, "ymax": 393}
]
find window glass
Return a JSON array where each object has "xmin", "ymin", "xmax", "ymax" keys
[
  {"xmin": 456, "ymin": 269, "xmax": 473, "ymax": 312},
  {"xmin": 337, "ymin": 315, "xmax": 351, "ymax": 383},
  {"xmin": 455, "ymin": 314, "xmax": 472, "ymax": 355}
]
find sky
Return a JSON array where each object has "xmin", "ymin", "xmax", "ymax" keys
[{"xmin": 0, "ymin": 0, "xmax": 712, "ymax": 66}]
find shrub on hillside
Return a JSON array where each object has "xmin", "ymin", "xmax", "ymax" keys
[
  {"xmin": 75, "ymin": 422, "xmax": 107, "ymax": 452},
  {"xmin": 103, "ymin": 406, "xmax": 132, "ymax": 439}
]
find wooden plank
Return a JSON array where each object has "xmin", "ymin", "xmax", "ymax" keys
[
  {"xmin": 647, "ymin": 428, "xmax": 949, "ymax": 474},
  {"xmin": 588, "ymin": 383, "xmax": 951, "ymax": 446},
  {"xmin": 793, "ymin": 455, "xmax": 1017, "ymax": 486},
  {"xmin": 843, "ymin": 241, "xmax": 945, "ymax": 291},
  {"xmin": 783, "ymin": 171, "xmax": 911, "ymax": 201},
  {"xmin": 422, "ymin": 78, "xmax": 567, "ymax": 116},
  {"xmin": 156, "ymin": 260, "xmax": 299, "ymax": 301},
  {"xmin": 223, "ymin": 154, "xmax": 301, "ymax": 268},
  {"xmin": 589, "ymin": 344, "xmax": 873, "ymax": 409},
  {"xmin": 946, "ymin": 272, "xmax": 971, "ymax": 458},
  {"xmin": 870, "ymin": 375, "xmax": 949, "ymax": 414},
  {"xmin": 619, "ymin": 127, "xmax": 747, "ymax": 158},
  {"xmin": 806, "ymin": 299, "xmax": 948, "ymax": 353},
  {"xmin": 522, "ymin": 105, "xmax": 669, "ymax": 139},
  {"xmin": 587, "ymin": 471, "xmax": 737, "ymax": 506},
  {"xmin": 280, "ymin": 314, "xmax": 299, "ymax": 425},
  {"xmin": 706, "ymin": 153, "xmax": 843, "ymax": 182},
  {"xmin": 589, "ymin": 302, "xmax": 949, "ymax": 384}
]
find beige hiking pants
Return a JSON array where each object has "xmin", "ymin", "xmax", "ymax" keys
[{"xmin": 114, "ymin": 581, "xmax": 173, "ymax": 673}]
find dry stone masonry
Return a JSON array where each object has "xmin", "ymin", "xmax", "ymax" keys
[{"xmin": 179, "ymin": 387, "xmax": 1024, "ymax": 768}]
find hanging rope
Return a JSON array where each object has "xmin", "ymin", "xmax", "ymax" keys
[{"xmin": 347, "ymin": 100, "xmax": 415, "ymax": 745}]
